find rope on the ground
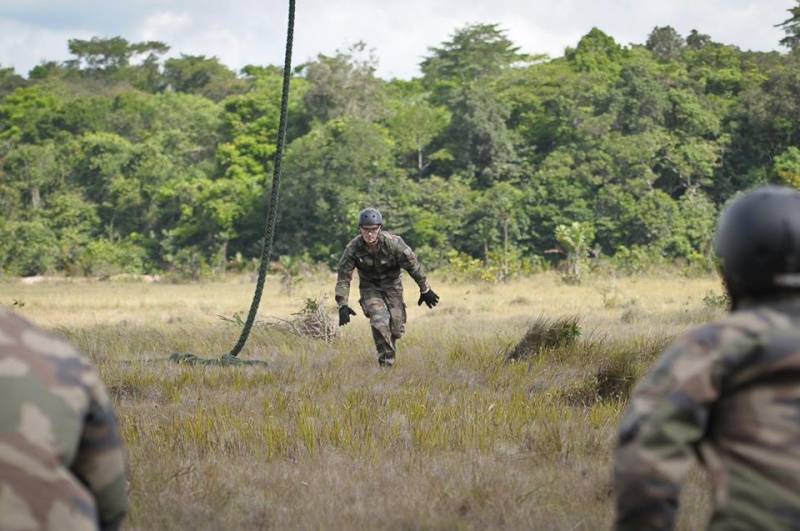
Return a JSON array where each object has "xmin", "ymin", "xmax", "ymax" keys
[{"xmin": 169, "ymin": 353, "xmax": 270, "ymax": 366}]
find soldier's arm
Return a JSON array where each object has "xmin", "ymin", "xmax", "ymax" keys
[
  {"xmin": 613, "ymin": 328, "xmax": 725, "ymax": 530},
  {"xmin": 393, "ymin": 236, "xmax": 430, "ymax": 293},
  {"xmin": 71, "ymin": 365, "xmax": 128, "ymax": 531},
  {"xmin": 335, "ymin": 243, "xmax": 357, "ymax": 307}
]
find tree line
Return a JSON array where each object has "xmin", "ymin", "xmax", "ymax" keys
[{"xmin": 2, "ymin": 8, "xmax": 800, "ymax": 280}]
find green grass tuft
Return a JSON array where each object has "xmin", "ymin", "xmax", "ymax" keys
[{"xmin": 506, "ymin": 315, "xmax": 581, "ymax": 361}]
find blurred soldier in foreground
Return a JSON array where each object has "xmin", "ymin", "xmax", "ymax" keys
[
  {"xmin": 613, "ymin": 185, "xmax": 800, "ymax": 529},
  {"xmin": 336, "ymin": 208, "xmax": 439, "ymax": 367},
  {"xmin": 0, "ymin": 306, "xmax": 128, "ymax": 530}
]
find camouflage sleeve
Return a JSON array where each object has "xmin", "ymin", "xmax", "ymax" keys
[
  {"xmin": 335, "ymin": 241, "xmax": 357, "ymax": 307},
  {"xmin": 613, "ymin": 326, "xmax": 727, "ymax": 530},
  {"xmin": 70, "ymin": 363, "xmax": 128, "ymax": 531},
  {"xmin": 393, "ymin": 236, "xmax": 430, "ymax": 293}
]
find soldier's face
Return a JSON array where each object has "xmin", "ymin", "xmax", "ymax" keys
[{"xmin": 360, "ymin": 225, "xmax": 381, "ymax": 244}]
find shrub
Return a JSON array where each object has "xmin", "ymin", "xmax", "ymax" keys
[
  {"xmin": 80, "ymin": 237, "xmax": 147, "ymax": 279},
  {"xmin": 506, "ymin": 315, "xmax": 581, "ymax": 361}
]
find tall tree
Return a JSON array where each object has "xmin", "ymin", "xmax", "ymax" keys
[
  {"xmin": 420, "ymin": 23, "xmax": 531, "ymax": 104},
  {"xmin": 445, "ymin": 85, "xmax": 519, "ymax": 187},
  {"xmin": 385, "ymin": 94, "xmax": 450, "ymax": 179},
  {"xmin": 777, "ymin": 1, "xmax": 800, "ymax": 51},
  {"xmin": 646, "ymin": 26, "xmax": 684, "ymax": 62},
  {"xmin": 0, "ymin": 66, "xmax": 27, "ymax": 97},
  {"xmin": 163, "ymin": 55, "xmax": 244, "ymax": 101},
  {"xmin": 66, "ymin": 37, "xmax": 169, "ymax": 72},
  {"xmin": 2, "ymin": 142, "xmax": 59, "ymax": 209},
  {"xmin": 565, "ymin": 28, "xmax": 625, "ymax": 74},
  {"xmin": 685, "ymin": 30, "xmax": 712, "ymax": 50},
  {"xmin": 299, "ymin": 41, "xmax": 385, "ymax": 123},
  {"xmin": 277, "ymin": 116, "xmax": 397, "ymax": 262}
]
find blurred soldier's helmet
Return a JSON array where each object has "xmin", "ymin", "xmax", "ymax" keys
[
  {"xmin": 714, "ymin": 185, "xmax": 800, "ymax": 298},
  {"xmin": 358, "ymin": 208, "xmax": 383, "ymax": 226}
]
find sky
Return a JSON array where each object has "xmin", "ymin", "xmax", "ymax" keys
[{"xmin": 0, "ymin": 0, "xmax": 796, "ymax": 80}]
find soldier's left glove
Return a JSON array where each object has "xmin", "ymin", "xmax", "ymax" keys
[
  {"xmin": 418, "ymin": 289, "xmax": 440, "ymax": 308},
  {"xmin": 338, "ymin": 305, "xmax": 357, "ymax": 326}
]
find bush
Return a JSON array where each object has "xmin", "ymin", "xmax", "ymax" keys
[
  {"xmin": 560, "ymin": 335, "xmax": 672, "ymax": 405},
  {"xmin": 506, "ymin": 315, "xmax": 581, "ymax": 361},
  {"xmin": 80, "ymin": 237, "xmax": 147, "ymax": 279}
]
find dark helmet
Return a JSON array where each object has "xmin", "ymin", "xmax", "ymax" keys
[
  {"xmin": 713, "ymin": 185, "xmax": 800, "ymax": 299},
  {"xmin": 358, "ymin": 208, "xmax": 382, "ymax": 226}
]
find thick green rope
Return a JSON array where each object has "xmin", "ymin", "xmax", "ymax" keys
[
  {"xmin": 169, "ymin": 0, "xmax": 295, "ymax": 365},
  {"xmin": 169, "ymin": 352, "xmax": 269, "ymax": 366},
  {"xmin": 228, "ymin": 0, "xmax": 296, "ymax": 358}
]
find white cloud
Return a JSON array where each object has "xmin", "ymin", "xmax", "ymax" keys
[{"xmin": 0, "ymin": 19, "xmax": 92, "ymax": 71}]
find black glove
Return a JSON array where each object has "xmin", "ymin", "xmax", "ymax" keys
[
  {"xmin": 338, "ymin": 305, "xmax": 357, "ymax": 326},
  {"xmin": 418, "ymin": 289, "xmax": 440, "ymax": 308}
]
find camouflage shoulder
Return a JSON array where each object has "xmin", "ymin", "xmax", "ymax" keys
[
  {"xmin": 337, "ymin": 236, "xmax": 362, "ymax": 259},
  {"xmin": 344, "ymin": 235, "xmax": 364, "ymax": 250},
  {"xmin": 641, "ymin": 315, "xmax": 766, "ymax": 390},
  {"xmin": 657, "ymin": 308, "xmax": 793, "ymax": 360},
  {"xmin": 723, "ymin": 303, "xmax": 798, "ymax": 333},
  {"xmin": 0, "ymin": 306, "xmax": 82, "ymax": 361},
  {"xmin": 382, "ymin": 232, "xmax": 409, "ymax": 248}
]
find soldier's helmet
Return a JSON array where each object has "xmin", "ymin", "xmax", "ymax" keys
[
  {"xmin": 358, "ymin": 208, "xmax": 383, "ymax": 226},
  {"xmin": 714, "ymin": 185, "xmax": 800, "ymax": 298}
]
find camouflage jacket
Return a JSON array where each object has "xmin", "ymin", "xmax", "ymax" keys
[
  {"xmin": 614, "ymin": 296, "xmax": 800, "ymax": 530},
  {"xmin": 335, "ymin": 232, "xmax": 430, "ymax": 307},
  {"xmin": 0, "ymin": 307, "xmax": 127, "ymax": 531}
]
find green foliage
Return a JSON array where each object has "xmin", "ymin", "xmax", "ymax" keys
[
  {"xmin": 611, "ymin": 245, "xmax": 666, "ymax": 276},
  {"xmin": 773, "ymin": 146, "xmax": 800, "ymax": 188},
  {"xmin": 385, "ymin": 97, "xmax": 450, "ymax": 178},
  {"xmin": 702, "ymin": 290, "xmax": 731, "ymax": 311},
  {"xmin": 442, "ymin": 250, "xmax": 492, "ymax": 282},
  {"xmin": 0, "ymin": 85, "xmax": 61, "ymax": 142},
  {"xmin": 300, "ymin": 41, "xmax": 385, "ymax": 123},
  {"xmin": 646, "ymin": 26, "xmax": 684, "ymax": 62},
  {"xmin": 554, "ymin": 221, "xmax": 595, "ymax": 284},
  {"xmin": 161, "ymin": 245, "xmax": 211, "ymax": 282},
  {"xmin": 275, "ymin": 255, "xmax": 303, "ymax": 296},
  {"xmin": 1, "ymin": 219, "xmax": 59, "ymax": 275},
  {"xmin": 561, "ymin": 335, "xmax": 671, "ymax": 405},
  {"xmin": 565, "ymin": 28, "xmax": 625, "ymax": 74},
  {"xmin": 777, "ymin": 3, "xmax": 800, "ymax": 51},
  {"xmin": 421, "ymin": 23, "xmax": 531, "ymax": 99},
  {"xmin": 80, "ymin": 237, "xmax": 148, "ymax": 279},
  {"xmin": 0, "ymin": 24, "xmax": 796, "ymax": 277},
  {"xmin": 67, "ymin": 36, "xmax": 169, "ymax": 71},
  {"xmin": 445, "ymin": 85, "xmax": 519, "ymax": 186},
  {"xmin": 506, "ymin": 315, "xmax": 581, "ymax": 361},
  {"xmin": 163, "ymin": 54, "xmax": 243, "ymax": 101}
]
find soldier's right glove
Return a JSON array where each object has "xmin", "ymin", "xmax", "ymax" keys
[
  {"xmin": 338, "ymin": 305, "xmax": 357, "ymax": 326},
  {"xmin": 418, "ymin": 289, "xmax": 440, "ymax": 308}
]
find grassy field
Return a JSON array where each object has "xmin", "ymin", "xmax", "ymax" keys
[{"xmin": 2, "ymin": 271, "xmax": 724, "ymax": 530}]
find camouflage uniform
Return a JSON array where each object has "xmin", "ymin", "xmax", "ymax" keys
[
  {"xmin": 0, "ymin": 306, "xmax": 127, "ymax": 531},
  {"xmin": 336, "ymin": 231, "xmax": 430, "ymax": 366},
  {"xmin": 614, "ymin": 295, "xmax": 800, "ymax": 530}
]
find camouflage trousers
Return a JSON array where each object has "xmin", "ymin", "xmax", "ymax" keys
[{"xmin": 359, "ymin": 285, "xmax": 407, "ymax": 367}]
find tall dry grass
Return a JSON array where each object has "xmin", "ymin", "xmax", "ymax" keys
[{"xmin": 1, "ymin": 272, "xmax": 723, "ymax": 530}]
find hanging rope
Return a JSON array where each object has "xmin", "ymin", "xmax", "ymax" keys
[
  {"xmin": 227, "ymin": 0, "xmax": 296, "ymax": 358},
  {"xmin": 170, "ymin": 0, "xmax": 296, "ymax": 366}
]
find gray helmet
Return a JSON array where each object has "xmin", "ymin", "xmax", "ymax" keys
[
  {"xmin": 713, "ymin": 185, "xmax": 800, "ymax": 299},
  {"xmin": 358, "ymin": 208, "xmax": 382, "ymax": 226}
]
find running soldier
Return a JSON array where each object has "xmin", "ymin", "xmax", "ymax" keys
[
  {"xmin": 0, "ymin": 306, "xmax": 128, "ymax": 530},
  {"xmin": 336, "ymin": 208, "xmax": 439, "ymax": 367},
  {"xmin": 613, "ymin": 185, "xmax": 800, "ymax": 529}
]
